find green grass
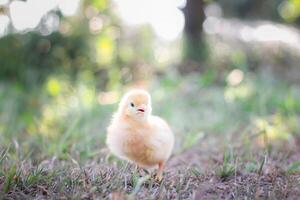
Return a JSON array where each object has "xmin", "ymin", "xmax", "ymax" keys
[
  {"xmin": 1, "ymin": 72, "xmax": 300, "ymax": 199},
  {"xmin": 216, "ymin": 149, "xmax": 235, "ymax": 180}
]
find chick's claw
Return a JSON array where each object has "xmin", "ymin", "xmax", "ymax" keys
[
  {"xmin": 155, "ymin": 162, "xmax": 164, "ymax": 182},
  {"xmin": 155, "ymin": 173, "xmax": 163, "ymax": 182}
]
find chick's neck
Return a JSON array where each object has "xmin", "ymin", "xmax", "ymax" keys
[{"xmin": 121, "ymin": 113, "xmax": 150, "ymax": 127}]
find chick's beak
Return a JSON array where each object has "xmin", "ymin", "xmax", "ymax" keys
[
  {"xmin": 136, "ymin": 105, "xmax": 146, "ymax": 113},
  {"xmin": 137, "ymin": 108, "xmax": 145, "ymax": 113}
]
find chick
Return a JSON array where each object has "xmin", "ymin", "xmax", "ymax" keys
[{"xmin": 106, "ymin": 89, "xmax": 174, "ymax": 180}]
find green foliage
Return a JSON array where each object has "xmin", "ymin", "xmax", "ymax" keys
[
  {"xmin": 198, "ymin": 68, "xmax": 218, "ymax": 86},
  {"xmin": 279, "ymin": 0, "xmax": 300, "ymax": 22},
  {"xmin": 181, "ymin": 132, "xmax": 204, "ymax": 153},
  {"xmin": 287, "ymin": 160, "xmax": 300, "ymax": 174},
  {"xmin": 209, "ymin": 0, "xmax": 300, "ymax": 27},
  {"xmin": 244, "ymin": 162, "xmax": 257, "ymax": 173},
  {"xmin": 128, "ymin": 175, "xmax": 151, "ymax": 199},
  {"xmin": 3, "ymin": 165, "xmax": 16, "ymax": 193},
  {"xmin": 230, "ymin": 50, "xmax": 248, "ymax": 71},
  {"xmin": 91, "ymin": 0, "xmax": 109, "ymax": 11},
  {"xmin": 0, "ymin": 0, "xmax": 157, "ymax": 91},
  {"xmin": 217, "ymin": 149, "xmax": 235, "ymax": 179},
  {"xmin": 216, "ymin": 0, "xmax": 284, "ymax": 22},
  {"xmin": 0, "ymin": 32, "xmax": 95, "ymax": 86}
]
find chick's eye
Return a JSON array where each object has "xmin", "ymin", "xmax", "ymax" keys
[{"xmin": 130, "ymin": 102, "xmax": 135, "ymax": 107}]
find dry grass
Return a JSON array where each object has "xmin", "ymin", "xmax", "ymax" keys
[{"xmin": 1, "ymin": 135, "xmax": 300, "ymax": 199}]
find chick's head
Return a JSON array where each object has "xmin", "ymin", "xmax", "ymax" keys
[{"xmin": 119, "ymin": 89, "xmax": 152, "ymax": 121}]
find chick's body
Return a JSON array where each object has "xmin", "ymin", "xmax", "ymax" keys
[
  {"xmin": 107, "ymin": 115, "xmax": 174, "ymax": 167},
  {"xmin": 106, "ymin": 90, "xmax": 174, "ymax": 178}
]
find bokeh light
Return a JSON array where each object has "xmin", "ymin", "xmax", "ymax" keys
[
  {"xmin": 113, "ymin": 0, "xmax": 185, "ymax": 41},
  {"xmin": 8, "ymin": 0, "xmax": 80, "ymax": 32}
]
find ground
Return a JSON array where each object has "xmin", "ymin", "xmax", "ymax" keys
[{"xmin": 0, "ymin": 72, "xmax": 300, "ymax": 199}]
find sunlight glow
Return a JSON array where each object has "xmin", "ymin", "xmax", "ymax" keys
[
  {"xmin": 205, "ymin": 2, "xmax": 222, "ymax": 17},
  {"xmin": 58, "ymin": 0, "xmax": 80, "ymax": 16},
  {"xmin": 204, "ymin": 17, "xmax": 300, "ymax": 50},
  {"xmin": 0, "ymin": 15, "xmax": 9, "ymax": 35},
  {"xmin": 224, "ymin": 83, "xmax": 253, "ymax": 102},
  {"xmin": 9, "ymin": 0, "xmax": 80, "ymax": 32},
  {"xmin": 254, "ymin": 115, "xmax": 290, "ymax": 142},
  {"xmin": 203, "ymin": 17, "xmax": 220, "ymax": 35},
  {"xmin": 47, "ymin": 77, "xmax": 61, "ymax": 96},
  {"xmin": 155, "ymin": 47, "xmax": 171, "ymax": 64},
  {"xmin": 0, "ymin": 0, "xmax": 8, "ymax": 5},
  {"xmin": 227, "ymin": 69, "xmax": 244, "ymax": 86},
  {"xmin": 89, "ymin": 16, "xmax": 103, "ymax": 34},
  {"xmin": 40, "ymin": 13, "xmax": 60, "ymax": 35},
  {"xmin": 113, "ymin": 0, "xmax": 185, "ymax": 41},
  {"xmin": 10, "ymin": 0, "xmax": 48, "ymax": 31},
  {"xmin": 253, "ymin": 24, "xmax": 299, "ymax": 44}
]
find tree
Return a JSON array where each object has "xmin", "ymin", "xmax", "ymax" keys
[{"xmin": 182, "ymin": 0, "xmax": 207, "ymax": 65}]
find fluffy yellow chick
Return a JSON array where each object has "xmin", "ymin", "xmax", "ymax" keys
[{"xmin": 106, "ymin": 89, "xmax": 174, "ymax": 180}]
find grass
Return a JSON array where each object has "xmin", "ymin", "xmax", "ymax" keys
[
  {"xmin": 217, "ymin": 149, "xmax": 235, "ymax": 180},
  {"xmin": 0, "ymin": 71, "xmax": 300, "ymax": 199}
]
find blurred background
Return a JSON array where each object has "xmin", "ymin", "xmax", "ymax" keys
[{"xmin": 0, "ymin": 0, "xmax": 300, "ymax": 161}]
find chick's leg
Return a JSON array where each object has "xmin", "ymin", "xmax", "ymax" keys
[{"xmin": 156, "ymin": 162, "xmax": 165, "ymax": 181}]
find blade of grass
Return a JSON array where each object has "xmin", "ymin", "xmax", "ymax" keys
[
  {"xmin": 287, "ymin": 160, "xmax": 300, "ymax": 174},
  {"xmin": 57, "ymin": 117, "xmax": 80, "ymax": 156},
  {"xmin": 3, "ymin": 165, "xmax": 16, "ymax": 193},
  {"xmin": 257, "ymin": 154, "xmax": 267, "ymax": 175},
  {"xmin": 128, "ymin": 175, "xmax": 150, "ymax": 199},
  {"xmin": 0, "ymin": 145, "xmax": 10, "ymax": 165}
]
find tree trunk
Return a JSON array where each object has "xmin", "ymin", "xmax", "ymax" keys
[
  {"xmin": 183, "ymin": 0, "xmax": 207, "ymax": 71},
  {"xmin": 182, "ymin": 0, "xmax": 206, "ymax": 64},
  {"xmin": 183, "ymin": 0, "xmax": 205, "ymax": 39}
]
